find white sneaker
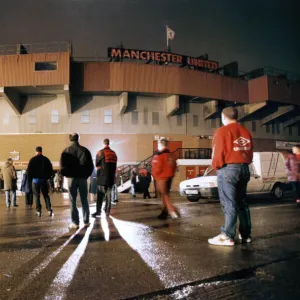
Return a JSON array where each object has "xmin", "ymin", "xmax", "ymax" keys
[
  {"xmin": 208, "ymin": 234, "xmax": 235, "ymax": 246},
  {"xmin": 170, "ymin": 211, "xmax": 179, "ymax": 219},
  {"xmin": 36, "ymin": 211, "xmax": 42, "ymax": 217},
  {"xmin": 238, "ymin": 234, "xmax": 252, "ymax": 243},
  {"xmin": 69, "ymin": 223, "xmax": 79, "ymax": 230}
]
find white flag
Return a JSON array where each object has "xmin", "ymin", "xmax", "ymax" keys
[{"xmin": 167, "ymin": 26, "xmax": 175, "ymax": 40}]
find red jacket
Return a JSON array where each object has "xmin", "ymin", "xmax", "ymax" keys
[
  {"xmin": 212, "ymin": 123, "xmax": 253, "ymax": 170},
  {"xmin": 96, "ymin": 146, "xmax": 117, "ymax": 186},
  {"xmin": 285, "ymin": 154, "xmax": 300, "ymax": 182},
  {"xmin": 151, "ymin": 149, "xmax": 176, "ymax": 180}
]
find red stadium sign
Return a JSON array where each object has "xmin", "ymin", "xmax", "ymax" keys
[{"xmin": 108, "ymin": 47, "xmax": 219, "ymax": 71}]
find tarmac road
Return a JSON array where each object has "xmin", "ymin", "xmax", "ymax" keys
[{"xmin": 0, "ymin": 191, "xmax": 299, "ymax": 300}]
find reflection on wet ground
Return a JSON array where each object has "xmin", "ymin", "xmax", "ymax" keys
[{"xmin": 0, "ymin": 192, "xmax": 299, "ymax": 299}]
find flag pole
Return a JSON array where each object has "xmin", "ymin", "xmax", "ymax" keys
[{"xmin": 166, "ymin": 25, "xmax": 169, "ymax": 50}]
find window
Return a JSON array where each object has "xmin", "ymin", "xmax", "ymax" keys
[
  {"xmin": 211, "ymin": 118, "xmax": 216, "ymax": 128},
  {"xmin": 29, "ymin": 109, "xmax": 37, "ymax": 124},
  {"xmin": 51, "ymin": 110, "xmax": 59, "ymax": 124},
  {"xmin": 177, "ymin": 115, "xmax": 182, "ymax": 126},
  {"xmin": 35, "ymin": 61, "xmax": 57, "ymax": 71},
  {"xmin": 272, "ymin": 123, "xmax": 276, "ymax": 134},
  {"xmin": 81, "ymin": 110, "xmax": 89, "ymax": 124},
  {"xmin": 144, "ymin": 108, "xmax": 148, "ymax": 125},
  {"xmin": 152, "ymin": 112, "xmax": 159, "ymax": 125},
  {"xmin": 276, "ymin": 123, "xmax": 280, "ymax": 134},
  {"xmin": 289, "ymin": 126, "xmax": 293, "ymax": 136},
  {"xmin": 252, "ymin": 121, "xmax": 256, "ymax": 132},
  {"xmin": 132, "ymin": 111, "xmax": 138, "ymax": 125},
  {"xmin": 266, "ymin": 124, "xmax": 270, "ymax": 133},
  {"xmin": 104, "ymin": 109, "xmax": 112, "ymax": 124},
  {"xmin": 193, "ymin": 115, "xmax": 198, "ymax": 127}
]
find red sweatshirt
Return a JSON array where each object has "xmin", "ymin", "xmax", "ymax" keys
[
  {"xmin": 212, "ymin": 123, "xmax": 253, "ymax": 170},
  {"xmin": 151, "ymin": 149, "xmax": 176, "ymax": 180}
]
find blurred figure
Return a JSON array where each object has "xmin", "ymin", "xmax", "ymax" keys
[
  {"xmin": 139, "ymin": 165, "xmax": 152, "ymax": 199},
  {"xmin": 92, "ymin": 138, "xmax": 117, "ymax": 218},
  {"xmin": 60, "ymin": 133, "xmax": 94, "ymax": 229},
  {"xmin": 0, "ymin": 158, "xmax": 18, "ymax": 208},
  {"xmin": 54, "ymin": 171, "xmax": 60, "ymax": 192},
  {"xmin": 151, "ymin": 138, "xmax": 178, "ymax": 219},
  {"xmin": 285, "ymin": 145, "xmax": 300, "ymax": 204},
  {"xmin": 27, "ymin": 146, "xmax": 54, "ymax": 217},
  {"xmin": 89, "ymin": 168, "xmax": 98, "ymax": 202},
  {"xmin": 111, "ymin": 169, "xmax": 119, "ymax": 205},
  {"xmin": 130, "ymin": 167, "xmax": 138, "ymax": 199},
  {"xmin": 21, "ymin": 170, "xmax": 33, "ymax": 208}
]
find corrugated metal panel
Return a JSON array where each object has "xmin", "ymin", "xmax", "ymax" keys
[
  {"xmin": 83, "ymin": 62, "xmax": 249, "ymax": 103},
  {"xmin": 0, "ymin": 52, "xmax": 70, "ymax": 87},
  {"xmin": 248, "ymin": 76, "xmax": 269, "ymax": 103}
]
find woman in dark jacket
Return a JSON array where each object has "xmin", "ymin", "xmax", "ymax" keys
[{"xmin": 21, "ymin": 171, "xmax": 33, "ymax": 208}]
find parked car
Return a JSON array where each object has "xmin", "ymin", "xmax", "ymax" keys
[{"xmin": 179, "ymin": 152, "xmax": 290, "ymax": 202}]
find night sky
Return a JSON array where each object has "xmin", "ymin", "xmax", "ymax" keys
[{"xmin": 0, "ymin": 0, "xmax": 299, "ymax": 73}]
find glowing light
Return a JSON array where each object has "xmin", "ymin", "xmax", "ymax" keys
[
  {"xmin": 10, "ymin": 228, "xmax": 82, "ymax": 297},
  {"xmin": 44, "ymin": 219, "xmax": 95, "ymax": 300}
]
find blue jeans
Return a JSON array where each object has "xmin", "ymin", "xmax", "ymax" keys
[
  {"xmin": 217, "ymin": 164, "xmax": 251, "ymax": 239},
  {"xmin": 111, "ymin": 184, "xmax": 118, "ymax": 202},
  {"xmin": 68, "ymin": 178, "xmax": 90, "ymax": 225},
  {"xmin": 5, "ymin": 190, "xmax": 17, "ymax": 207}
]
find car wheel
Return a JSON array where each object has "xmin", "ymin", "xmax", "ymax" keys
[
  {"xmin": 187, "ymin": 196, "xmax": 200, "ymax": 202},
  {"xmin": 272, "ymin": 184, "xmax": 283, "ymax": 200}
]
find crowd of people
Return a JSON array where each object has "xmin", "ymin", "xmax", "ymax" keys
[{"xmin": 0, "ymin": 107, "xmax": 300, "ymax": 247}]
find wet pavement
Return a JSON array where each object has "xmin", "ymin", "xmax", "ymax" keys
[{"xmin": 0, "ymin": 191, "xmax": 300, "ymax": 300}]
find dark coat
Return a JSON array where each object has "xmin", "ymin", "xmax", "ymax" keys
[
  {"xmin": 96, "ymin": 146, "xmax": 117, "ymax": 186},
  {"xmin": 20, "ymin": 172, "xmax": 31, "ymax": 193},
  {"xmin": 60, "ymin": 142, "xmax": 94, "ymax": 179},
  {"xmin": 27, "ymin": 154, "xmax": 53, "ymax": 180}
]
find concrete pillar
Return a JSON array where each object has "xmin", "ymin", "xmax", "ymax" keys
[
  {"xmin": 165, "ymin": 95, "xmax": 179, "ymax": 117},
  {"xmin": 119, "ymin": 92, "xmax": 128, "ymax": 115}
]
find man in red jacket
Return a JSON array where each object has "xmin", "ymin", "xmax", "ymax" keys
[
  {"xmin": 208, "ymin": 107, "xmax": 253, "ymax": 246},
  {"xmin": 92, "ymin": 139, "xmax": 117, "ymax": 218},
  {"xmin": 151, "ymin": 138, "xmax": 179, "ymax": 219}
]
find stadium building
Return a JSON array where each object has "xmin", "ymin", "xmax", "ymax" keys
[{"xmin": 0, "ymin": 43, "xmax": 299, "ymax": 186}]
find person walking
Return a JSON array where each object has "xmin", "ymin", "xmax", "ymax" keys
[
  {"xmin": 111, "ymin": 169, "xmax": 119, "ymax": 205},
  {"xmin": 60, "ymin": 133, "xmax": 94, "ymax": 229},
  {"xmin": 139, "ymin": 165, "xmax": 152, "ymax": 199},
  {"xmin": 1, "ymin": 158, "xmax": 18, "ymax": 208},
  {"xmin": 285, "ymin": 145, "xmax": 300, "ymax": 204},
  {"xmin": 27, "ymin": 147, "xmax": 54, "ymax": 217},
  {"xmin": 130, "ymin": 167, "xmax": 138, "ymax": 199},
  {"xmin": 92, "ymin": 138, "xmax": 117, "ymax": 218},
  {"xmin": 89, "ymin": 167, "xmax": 98, "ymax": 202},
  {"xmin": 151, "ymin": 138, "xmax": 178, "ymax": 219},
  {"xmin": 208, "ymin": 107, "xmax": 253, "ymax": 247},
  {"xmin": 20, "ymin": 170, "xmax": 33, "ymax": 208}
]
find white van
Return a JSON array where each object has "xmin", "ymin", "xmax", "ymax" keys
[{"xmin": 179, "ymin": 152, "xmax": 290, "ymax": 202}]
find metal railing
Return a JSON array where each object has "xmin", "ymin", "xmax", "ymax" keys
[
  {"xmin": 117, "ymin": 147, "xmax": 212, "ymax": 187},
  {"xmin": 0, "ymin": 42, "xmax": 71, "ymax": 55}
]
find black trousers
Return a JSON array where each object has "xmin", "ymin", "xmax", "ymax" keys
[
  {"xmin": 32, "ymin": 182, "xmax": 52, "ymax": 212},
  {"xmin": 291, "ymin": 182, "xmax": 300, "ymax": 200},
  {"xmin": 96, "ymin": 185, "xmax": 112, "ymax": 215},
  {"xmin": 25, "ymin": 192, "xmax": 33, "ymax": 206}
]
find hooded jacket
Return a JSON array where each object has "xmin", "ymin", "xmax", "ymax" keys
[{"xmin": 1, "ymin": 160, "xmax": 17, "ymax": 191}]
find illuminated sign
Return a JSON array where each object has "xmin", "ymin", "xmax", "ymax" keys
[{"xmin": 108, "ymin": 47, "xmax": 219, "ymax": 71}]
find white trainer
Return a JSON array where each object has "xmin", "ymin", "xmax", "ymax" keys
[
  {"xmin": 69, "ymin": 223, "xmax": 79, "ymax": 230},
  {"xmin": 238, "ymin": 234, "xmax": 252, "ymax": 243},
  {"xmin": 208, "ymin": 234, "xmax": 235, "ymax": 247}
]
